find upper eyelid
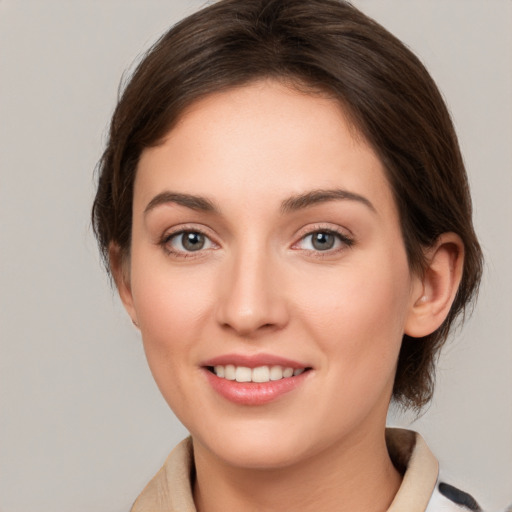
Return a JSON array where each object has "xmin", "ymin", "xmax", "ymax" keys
[
  {"xmin": 164, "ymin": 229, "xmax": 213, "ymax": 244},
  {"xmin": 299, "ymin": 231, "xmax": 351, "ymax": 244},
  {"xmin": 293, "ymin": 223, "xmax": 354, "ymax": 240},
  {"xmin": 161, "ymin": 223, "xmax": 216, "ymax": 240}
]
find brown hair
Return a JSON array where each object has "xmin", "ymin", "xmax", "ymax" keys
[{"xmin": 92, "ymin": 0, "xmax": 483, "ymax": 409}]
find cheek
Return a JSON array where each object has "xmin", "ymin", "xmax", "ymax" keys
[
  {"xmin": 294, "ymin": 256, "xmax": 412, "ymax": 375},
  {"xmin": 129, "ymin": 256, "xmax": 214, "ymax": 378}
]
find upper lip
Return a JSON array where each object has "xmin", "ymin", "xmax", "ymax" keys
[{"xmin": 201, "ymin": 353, "xmax": 309, "ymax": 369}]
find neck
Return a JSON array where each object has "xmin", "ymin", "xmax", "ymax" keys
[{"xmin": 192, "ymin": 427, "xmax": 401, "ymax": 512}]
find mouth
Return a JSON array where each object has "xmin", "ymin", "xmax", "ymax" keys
[
  {"xmin": 201, "ymin": 355, "xmax": 312, "ymax": 405},
  {"xmin": 207, "ymin": 364, "xmax": 309, "ymax": 383}
]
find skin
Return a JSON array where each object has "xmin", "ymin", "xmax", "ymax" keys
[{"xmin": 114, "ymin": 80, "xmax": 464, "ymax": 512}]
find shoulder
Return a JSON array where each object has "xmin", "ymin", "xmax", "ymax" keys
[{"xmin": 130, "ymin": 438, "xmax": 195, "ymax": 512}]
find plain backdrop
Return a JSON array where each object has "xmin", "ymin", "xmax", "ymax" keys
[{"xmin": 0, "ymin": 1, "xmax": 511, "ymax": 511}]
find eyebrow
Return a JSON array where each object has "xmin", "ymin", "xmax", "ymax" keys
[
  {"xmin": 280, "ymin": 189, "xmax": 376, "ymax": 214},
  {"xmin": 144, "ymin": 188, "xmax": 376, "ymax": 216},
  {"xmin": 144, "ymin": 192, "xmax": 218, "ymax": 215}
]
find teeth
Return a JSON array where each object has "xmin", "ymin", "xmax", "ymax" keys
[
  {"xmin": 283, "ymin": 367, "xmax": 294, "ymax": 378},
  {"xmin": 211, "ymin": 365, "xmax": 306, "ymax": 383},
  {"xmin": 270, "ymin": 365, "xmax": 284, "ymax": 380},
  {"xmin": 252, "ymin": 366, "xmax": 270, "ymax": 383},
  {"xmin": 224, "ymin": 364, "xmax": 236, "ymax": 380},
  {"xmin": 235, "ymin": 366, "xmax": 252, "ymax": 382}
]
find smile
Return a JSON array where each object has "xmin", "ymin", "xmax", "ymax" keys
[
  {"xmin": 210, "ymin": 365, "xmax": 306, "ymax": 383},
  {"xmin": 202, "ymin": 356, "xmax": 312, "ymax": 405}
]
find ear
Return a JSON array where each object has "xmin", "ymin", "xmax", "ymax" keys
[
  {"xmin": 109, "ymin": 243, "xmax": 139, "ymax": 329},
  {"xmin": 405, "ymin": 233, "xmax": 464, "ymax": 338}
]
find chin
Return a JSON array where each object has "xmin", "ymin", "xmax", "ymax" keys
[
  {"xmin": 214, "ymin": 440, "xmax": 307, "ymax": 470},
  {"xmin": 191, "ymin": 422, "xmax": 315, "ymax": 470}
]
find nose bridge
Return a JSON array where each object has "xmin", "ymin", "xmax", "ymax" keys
[{"xmin": 216, "ymin": 240, "xmax": 287, "ymax": 336}]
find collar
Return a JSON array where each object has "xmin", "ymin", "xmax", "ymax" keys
[
  {"xmin": 131, "ymin": 428, "xmax": 439, "ymax": 512},
  {"xmin": 386, "ymin": 428, "xmax": 439, "ymax": 511}
]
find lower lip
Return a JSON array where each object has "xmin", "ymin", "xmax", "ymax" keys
[{"xmin": 203, "ymin": 369, "xmax": 310, "ymax": 405}]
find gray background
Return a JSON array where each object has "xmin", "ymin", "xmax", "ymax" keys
[{"xmin": 0, "ymin": 1, "xmax": 510, "ymax": 510}]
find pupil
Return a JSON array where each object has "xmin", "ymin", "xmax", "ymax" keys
[
  {"xmin": 312, "ymin": 232, "xmax": 334, "ymax": 250},
  {"xmin": 183, "ymin": 232, "xmax": 205, "ymax": 251}
]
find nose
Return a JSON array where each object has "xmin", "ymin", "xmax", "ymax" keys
[{"xmin": 215, "ymin": 247, "xmax": 289, "ymax": 337}]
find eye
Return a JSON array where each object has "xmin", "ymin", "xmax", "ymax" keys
[
  {"xmin": 296, "ymin": 229, "xmax": 353, "ymax": 252},
  {"xmin": 165, "ymin": 230, "xmax": 215, "ymax": 254}
]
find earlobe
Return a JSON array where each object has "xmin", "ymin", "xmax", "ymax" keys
[
  {"xmin": 405, "ymin": 233, "xmax": 464, "ymax": 338},
  {"xmin": 109, "ymin": 243, "xmax": 139, "ymax": 328}
]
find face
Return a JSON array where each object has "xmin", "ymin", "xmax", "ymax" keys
[{"xmin": 120, "ymin": 80, "xmax": 423, "ymax": 470}]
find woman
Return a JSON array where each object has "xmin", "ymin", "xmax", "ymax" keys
[{"xmin": 92, "ymin": 0, "xmax": 484, "ymax": 510}]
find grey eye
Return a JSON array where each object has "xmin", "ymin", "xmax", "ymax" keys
[
  {"xmin": 181, "ymin": 232, "xmax": 205, "ymax": 251},
  {"xmin": 310, "ymin": 232, "xmax": 336, "ymax": 251},
  {"xmin": 170, "ymin": 231, "xmax": 210, "ymax": 252},
  {"xmin": 295, "ymin": 230, "xmax": 352, "ymax": 252}
]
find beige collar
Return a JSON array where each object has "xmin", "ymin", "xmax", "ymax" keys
[
  {"xmin": 386, "ymin": 428, "xmax": 439, "ymax": 512},
  {"xmin": 131, "ymin": 428, "xmax": 439, "ymax": 512}
]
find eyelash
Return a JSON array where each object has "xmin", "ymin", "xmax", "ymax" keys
[
  {"xmin": 159, "ymin": 226, "xmax": 218, "ymax": 258},
  {"xmin": 159, "ymin": 226, "xmax": 354, "ymax": 258},
  {"xmin": 292, "ymin": 226, "xmax": 354, "ymax": 257}
]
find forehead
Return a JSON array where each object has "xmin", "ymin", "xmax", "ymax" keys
[{"xmin": 135, "ymin": 80, "xmax": 396, "ymax": 220}]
